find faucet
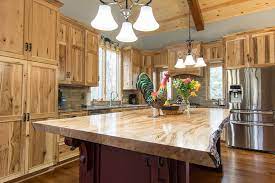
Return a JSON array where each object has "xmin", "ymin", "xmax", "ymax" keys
[{"xmin": 109, "ymin": 91, "xmax": 119, "ymax": 106}]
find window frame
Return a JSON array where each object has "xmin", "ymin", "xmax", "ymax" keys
[
  {"xmin": 90, "ymin": 46, "xmax": 121, "ymax": 101},
  {"xmin": 206, "ymin": 61, "xmax": 226, "ymax": 100}
]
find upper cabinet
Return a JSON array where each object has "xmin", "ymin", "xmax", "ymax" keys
[
  {"xmin": 167, "ymin": 43, "xmax": 203, "ymax": 76},
  {"xmin": 250, "ymin": 31, "xmax": 275, "ymax": 66},
  {"xmin": 122, "ymin": 48, "xmax": 141, "ymax": 90},
  {"xmin": 153, "ymin": 50, "xmax": 168, "ymax": 68},
  {"xmin": 0, "ymin": 0, "xmax": 28, "ymax": 60},
  {"xmin": 0, "ymin": 0, "xmax": 63, "ymax": 64},
  {"xmin": 202, "ymin": 41, "xmax": 224, "ymax": 63},
  {"xmin": 85, "ymin": 30, "xmax": 99, "ymax": 86},
  {"xmin": 224, "ymin": 35, "xmax": 250, "ymax": 68},
  {"xmin": 58, "ymin": 15, "xmax": 99, "ymax": 86},
  {"xmin": 224, "ymin": 27, "xmax": 275, "ymax": 68}
]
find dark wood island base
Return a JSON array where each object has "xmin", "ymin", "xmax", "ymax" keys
[{"xmin": 65, "ymin": 137, "xmax": 221, "ymax": 183}]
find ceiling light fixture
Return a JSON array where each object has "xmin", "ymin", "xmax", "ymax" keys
[
  {"xmin": 91, "ymin": 0, "xmax": 159, "ymax": 43},
  {"xmin": 175, "ymin": 7, "xmax": 206, "ymax": 68}
]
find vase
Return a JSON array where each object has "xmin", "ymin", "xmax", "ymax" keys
[{"xmin": 180, "ymin": 98, "xmax": 190, "ymax": 114}]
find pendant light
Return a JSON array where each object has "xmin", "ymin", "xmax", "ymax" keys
[
  {"xmin": 91, "ymin": 4, "xmax": 118, "ymax": 31},
  {"xmin": 174, "ymin": 7, "xmax": 206, "ymax": 68},
  {"xmin": 91, "ymin": 0, "xmax": 159, "ymax": 43},
  {"xmin": 175, "ymin": 58, "xmax": 186, "ymax": 68},
  {"xmin": 195, "ymin": 57, "xmax": 207, "ymax": 67},
  {"xmin": 133, "ymin": 5, "xmax": 159, "ymax": 32},
  {"xmin": 116, "ymin": 21, "xmax": 138, "ymax": 42}
]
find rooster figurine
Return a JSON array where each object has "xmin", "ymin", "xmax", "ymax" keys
[{"xmin": 136, "ymin": 72, "xmax": 170, "ymax": 117}]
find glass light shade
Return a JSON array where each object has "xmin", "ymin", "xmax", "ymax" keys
[
  {"xmin": 91, "ymin": 5, "xmax": 118, "ymax": 31},
  {"xmin": 116, "ymin": 22, "xmax": 138, "ymax": 42},
  {"xmin": 133, "ymin": 6, "xmax": 159, "ymax": 32},
  {"xmin": 184, "ymin": 54, "xmax": 196, "ymax": 66},
  {"xmin": 175, "ymin": 58, "xmax": 186, "ymax": 68},
  {"xmin": 195, "ymin": 57, "xmax": 207, "ymax": 67}
]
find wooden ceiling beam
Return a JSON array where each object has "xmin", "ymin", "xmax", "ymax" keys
[{"xmin": 187, "ymin": 0, "xmax": 204, "ymax": 31}]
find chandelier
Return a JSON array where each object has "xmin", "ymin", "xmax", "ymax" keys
[
  {"xmin": 91, "ymin": 0, "xmax": 159, "ymax": 43},
  {"xmin": 174, "ymin": 8, "xmax": 206, "ymax": 68}
]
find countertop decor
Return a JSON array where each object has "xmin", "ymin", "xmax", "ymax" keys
[{"xmin": 173, "ymin": 78, "xmax": 201, "ymax": 113}]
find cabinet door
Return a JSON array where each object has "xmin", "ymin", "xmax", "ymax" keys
[
  {"xmin": 26, "ymin": 62, "xmax": 57, "ymax": 172},
  {"xmin": 0, "ymin": 121, "xmax": 25, "ymax": 182},
  {"xmin": 250, "ymin": 32, "xmax": 275, "ymax": 65},
  {"xmin": 85, "ymin": 31, "xmax": 99, "ymax": 86},
  {"xmin": 0, "ymin": 57, "xmax": 27, "ymax": 122},
  {"xmin": 58, "ymin": 20, "xmax": 70, "ymax": 84},
  {"xmin": 123, "ymin": 49, "xmax": 132, "ymax": 90},
  {"xmin": 85, "ymin": 52, "xmax": 98, "ymax": 86},
  {"xmin": 26, "ymin": 119, "xmax": 56, "ymax": 172},
  {"xmin": 0, "ymin": 57, "xmax": 26, "ymax": 181},
  {"xmin": 0, "ymin": 0, "xmax": 29, "ymax": 60},
  {"xmin": 27, "ymin": 62, "xmax": 58, "ymax": 119},
  {"xmin": 71, "ymin": 48, "xmax": 85, "ymax": 84},
  {"xmin": 70, "ymin": 26, "xmax": 85, "ymax": 85},
  {"xmin": 225, "ymin": 36, "xmax": 250, "ymax": 68},
  {"xmin": 28, "ymin": 0, "xmax": 59, "ymax": 65}
]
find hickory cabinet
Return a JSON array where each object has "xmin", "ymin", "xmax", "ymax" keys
[
  {"xmin": 0, "ymin": 0, "xmax": 62, "ymax": 65},
  {"xmin": 58, "ymin": 15, "xmax": 99, "ymax": 86},
  {"xmin": 85, "ymin": 30, "xmax": 99, "ymax": 86},
  {"xmin": 0, "ymin": 57, "xmax": 58, "ymax": 182},
  {"xmin": 122, "ymin": 48, "xmax": 141, "ymax": 90},
  {"xmin": 224, "ymin": 27, "xmax": 275, "ymax": 68},
  {"xmin": 202, "ymin": 41, "xmax": 224, "ymax": 62},
  {"xmin": 153, "ymin": 50, "xmax": 168, "ymax": 68}
]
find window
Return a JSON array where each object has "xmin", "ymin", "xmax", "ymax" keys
[
  {"xmin": 90, "ymin": 46, "xmax": 121, "ymax": 101},
  {"xmin": 209, "ymin": 65, "xmax": 223, "ymax": 99}
]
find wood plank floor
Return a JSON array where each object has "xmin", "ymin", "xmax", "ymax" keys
[{"xmin": 22, "ymin": 144, "xmax": 275, "ymax": 183}]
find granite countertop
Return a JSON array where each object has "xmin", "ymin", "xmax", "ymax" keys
[
  {"xmin": 58, "ymin": 104, "xmax": 149, "ymax": 113},
  {"xmin": 33, "ymin": 108, "xmax": 230, "ymax": 168}
]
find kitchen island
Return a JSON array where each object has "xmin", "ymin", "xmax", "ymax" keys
[{"xmin": 33, "ymin": 108, "xmax": 229, "ymax": 183}]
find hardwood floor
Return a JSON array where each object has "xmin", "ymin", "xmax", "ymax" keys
[{"xmin": 22, "ymin": 144, "xmax": 275, "ymax": 183}]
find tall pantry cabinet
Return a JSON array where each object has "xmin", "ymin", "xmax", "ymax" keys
[{"xmin": 0, "ymin": 0, "xmax": 62, "ymax": 182}]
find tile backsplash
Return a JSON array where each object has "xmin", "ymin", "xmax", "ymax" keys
[{"xmin": 59, "ymin": 86, "xmax": 91, "ymax": 109}]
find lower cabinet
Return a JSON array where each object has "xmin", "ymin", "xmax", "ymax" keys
[
  {"xmin": 26, "ymin": 119, "xmax": 57, "ymax": 173},
  {"xmin": 0, "ymin": 121, "xmax": 25, "ymax": 182}
]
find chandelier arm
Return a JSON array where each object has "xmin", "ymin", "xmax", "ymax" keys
[{"xmin": 145, "ymin": 0, "xmax": 152, "ymax": 5}]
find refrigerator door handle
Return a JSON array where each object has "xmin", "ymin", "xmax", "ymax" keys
[{"xmin": 230, "ymin": 121, "xmax": 274, "ymax": 127}]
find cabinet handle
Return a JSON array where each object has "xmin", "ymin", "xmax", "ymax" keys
[
  {"xmin": 29, "ymin": 43, "xmax": 32, "ymax": 52},
  {"xmin": 27, "ymin": 113, "xmax": 30, "ymax": 121},
  {"xmin": 23, "ymin": 113, "xmax": 27, "ymax": 122},
  {"xmin": 25, "ymin": 43, "xmax": 29, "ymax": 52}
]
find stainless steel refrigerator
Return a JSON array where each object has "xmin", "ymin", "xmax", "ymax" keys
[{"xmin": 226, "ymin": 67, "xmax": 275, "ymax": 152}]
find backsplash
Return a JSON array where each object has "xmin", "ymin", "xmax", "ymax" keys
[{"xmin": 59, "ymin": 86, "xmax": 91, "ymax": 109}]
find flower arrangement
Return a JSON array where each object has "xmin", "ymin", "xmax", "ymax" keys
[{"xmin": 173, "ymin": 78, "xmax": 201, "ymax": 112}]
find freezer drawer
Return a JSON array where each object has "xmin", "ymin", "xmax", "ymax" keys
[{"xmin": 227, "ymin": 121, "xmax": 275, "ymax": 152}]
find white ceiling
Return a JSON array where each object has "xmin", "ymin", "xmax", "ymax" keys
[{"xmin": 60, "ymin": 0, "xmax": 275, "ymax": 50}]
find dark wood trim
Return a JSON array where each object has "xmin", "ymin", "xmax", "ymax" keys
[
  {"xmin": 187, "ymin": 0, "xmax": 205, "ymax": 31},
  {"xmin": 64, "ymin": 137, "xmax": 223, "ymax": 183}
]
